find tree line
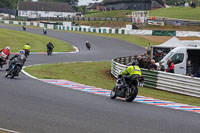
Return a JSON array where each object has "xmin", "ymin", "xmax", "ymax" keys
[{"xmin": 0, "ymin": 0, "xmax": 79, "ymax": 9}]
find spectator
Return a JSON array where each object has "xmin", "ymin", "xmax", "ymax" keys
[
  {"xmin": 148, "ymin": 60, "xmax": 157, "ymax": 70},
  {"xmin": 147, "ymin": 42, "xmax": 151, "ymax": 56},
  {"xmin": 157, "ymin": 61, "xmax": 165, "ymax": 71},
  {"xmin": 143, "ymin": 56, "xmax": 151, "ymax": 69},
  {"xmin": 137, "ymin": 55, "xmax": 144, "ymax": 68},
  {"xmin": 166, "ymin": 59, "xmax": 174, "ymax": 73},
  {"xmin": 134, "ymin": 4, "xmax": 137, "ymax": 10}
]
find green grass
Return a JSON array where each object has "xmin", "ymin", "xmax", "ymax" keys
[
  {"xmin": 24, "ymin": 61, "xmax": 200, "ymax": 106},
  {"xmin": 74, "ymin": 21, "xmax": 132, "ymax": 28},
  {"xmin": 84, "ymin": 7, "xmax": 200, "ymax": 20},
  {"xmin": 149, "ymin": 7, "xmax": 200, "ymax": 20},
  {"xmin": 0, "ymin": 28, "xmax": 74, "ymax": 52},
  {"xmin": 84, "ymin": 10, "xmax": 132, "ymax": 18}
]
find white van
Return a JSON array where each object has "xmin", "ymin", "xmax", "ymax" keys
[{"xmin": 160, "ymin": 47, "xmax": 200, "ymax": 75}]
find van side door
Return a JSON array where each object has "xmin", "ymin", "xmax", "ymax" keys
[{"xmin": 171, "ymin": 49, "xmax": 186, "ymax": 75}]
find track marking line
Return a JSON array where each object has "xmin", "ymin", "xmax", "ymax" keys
[
  {"xmin": 22, "ymin": 65, "xmax": 200, "ymax": 114},
  {"xmin": 41, "ymin": 79, "xmax": 200, "ymax": 114},
  {"xmin": 0, "ymin": 128, "xmax": 20, "ymax": 133}
]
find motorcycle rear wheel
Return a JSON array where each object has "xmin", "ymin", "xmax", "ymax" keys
[
  {"xmin": 125, "ymin": 86, "xmax": 138, "ymax": 102},
  {"xmin": 110, "ymin": 86, "xmax": 117, "ymax": 99}
]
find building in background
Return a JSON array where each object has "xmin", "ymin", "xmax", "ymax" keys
[
  {"xmin": 101, "ymin": 0, "xmax": 164, "ymax": 10},
  {"xmin": 17, "ymin": 1, "xmax": 76, "ymax": 18},
  {"xmin": 87, "ymin": 2, "xmax": 105, "ymax": 11}
]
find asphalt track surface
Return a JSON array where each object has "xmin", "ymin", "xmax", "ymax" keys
[{"xmin": 0, "ymin": 24, "xmax": 199, "ymax": 133}]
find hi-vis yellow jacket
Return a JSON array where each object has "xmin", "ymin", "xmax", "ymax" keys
[{"xmin": 121, "ymin": 65, "xmax": 141, "ymax": 76}]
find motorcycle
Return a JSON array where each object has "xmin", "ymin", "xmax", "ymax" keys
[
  {"xmin": 0, "ymin": 52, "xmax": 7, "ymax": 68},
  {"xmin": 24, "ymin": 49, "xmax": 29, "ymax": 58},
  {"xmin": 110, "ymin": 74, "xmax": 144, "ymax": 102},
  {"xmin": 23, "ymin": 25, "xmax": 26, "ymax": 31},
  {"xmin": 43, "ymin": 29, "xmax": 47, "ymax": 35},
  {"xmin": 47, "ymin": 48, "xmax": 53, "ymax": 56},
  {"xmin": 86, "ymin": 44, "xmax": 91, "ymax": 50},
  {"xmin": 5, "ymin": 63, "xmax": 22, "ymax": 79}
]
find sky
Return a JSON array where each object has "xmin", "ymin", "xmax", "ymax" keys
[{"xmin": 78, "ymin": 0, "xmax": 103, "ymax": 6}]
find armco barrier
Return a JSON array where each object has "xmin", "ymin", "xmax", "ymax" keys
[{"xmin": 111, "ymin": 56, "xmax": 200, "ymax": 98}]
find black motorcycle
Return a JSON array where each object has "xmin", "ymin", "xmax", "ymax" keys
[
  {"xmin": 23, "ymin": 25, "xmax": 26, "ymax": 31},
  {"xmin": 24, "ymin": 49, "xmax": 29, "ymax": 58},
  {"xmin": 0, "ymin": 53, "xmax": 6, "ymax": 68},
  {"xmin": 47, "ymin": 48, "xmax": 53, "ymax": 56},
  {"xmin": 5, "ymin": 63, "xmax": 22, "ymax": 79},
  {"xmin": 0, "ymin": 58, "xmax": 5, "ymax": 68},
  {"xmin": 110, "ymin": 75, "xmax": 144, "ymax": 102},
  {"xmin": 43, "ymin": 29, "xmax": 47, "ymax": 35},
  {"xmin": 86, "ymin": 44, "xmax": 91, "ymax": 50}
]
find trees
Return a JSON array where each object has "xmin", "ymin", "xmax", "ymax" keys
[{"xmin": 0, "ymin": 0, "xmax": 79, "ymax": 9}]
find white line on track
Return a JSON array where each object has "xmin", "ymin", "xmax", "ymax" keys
[{"xmin": 0, "ymin": 127, "xmax": 20, "ymax": 133}]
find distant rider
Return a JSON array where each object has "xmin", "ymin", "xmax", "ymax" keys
[
  {"xmin": 23, "ymin": 43, "xmax": 31, "ymax": 57},
  {"xmin": 120, "ymin": 60, "xmax": 142, "ymax": 87},
  {"xmin": 47, "ymin": 42, "xmax": 54, "ymax": 55},
  {"xmin": 6, "ymin": 50, "xmax": 26, "ymax": 74},
  {"xmin": 43, "ymin": 27, "xmax": 47, "ymax": 35},
  {"xmin": 22, "ymin": 24, "xmax": 26, "ymax": 31},
  {"xmin": 86, "ymin": 40, "xmax": 91, "ymax": 50},
  {"xmin": 0, "ymin": 46, "xmax": 10, "ymax": 67}
]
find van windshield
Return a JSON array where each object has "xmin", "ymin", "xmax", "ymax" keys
[{"xmin": 160, "ymin": 52, "xmax": 174, "ymax": 62}]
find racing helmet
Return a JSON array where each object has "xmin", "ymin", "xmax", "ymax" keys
[
  {"xmin": 26, "ymin": 43, "xmax": 29, "ymax": 45},
  {"xmin": 19, "ymin": 50, "xmax": 25, "ymax": 54},
  {"xmin": 6, "ymin": 46, "xmax": 10, "ymax": 51}
]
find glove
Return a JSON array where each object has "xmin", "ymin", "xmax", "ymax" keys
[{"xmin": 118, "ymin": 75, "xmax": 122, "ymax": 78}]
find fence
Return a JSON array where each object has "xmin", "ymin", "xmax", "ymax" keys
[
  {"xmin": 111, "ymin": 56, "xmax": 200, "ymax": 98},
  {"xmin": 4, "ymin": 16, "xmax": 132, "ymax": 22},
  {"xmin": 148, "ymin": 19, "xmax": 200, "ymax": 27}
]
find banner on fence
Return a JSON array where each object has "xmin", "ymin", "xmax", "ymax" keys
[
  {"xmin": 152, "ymin": 30, "xmax": 176, "ymax": 36},
  {"xmin": 148, "ymin": 20, "xmax": 165, "ymax": 26}
]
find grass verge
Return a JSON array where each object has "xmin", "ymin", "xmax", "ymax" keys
[
  {"xmin": 24, "ymin": 61, "xmax": 200, "ymax": 106},
  {"xmin": 74, "ymin": 21, "xmax": 132, "ymax": 28},
  {"xmin": 84, "ymin": 10, "xmax": 132, "ymax": 18},
  {"xmin": 0, "ymin": 28, "xmax": 74, "ymax": 52},
  {"xmin": 84, "ymin": 7, "xmax": 200, "ymax": 21},
  {"xmin": 150, "ymin": 7, "xmax": 200, "ymax": 21}
]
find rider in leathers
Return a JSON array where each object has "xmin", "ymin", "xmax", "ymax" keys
[
  {"xmin": 6, "ymin": 50, "xmax": 26, "ymax": 74},
  {"xmin": 120, "ymin": 60, "xmax": 142, "ymax": 87}
]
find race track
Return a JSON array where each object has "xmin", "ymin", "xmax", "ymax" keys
[{"xmin": 0, "ymin": 24, "xmax": 199, "ymax": 133}]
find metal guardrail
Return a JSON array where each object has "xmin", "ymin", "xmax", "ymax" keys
[
  {"xmin": 4, "ymin": 17, "xmax": 132, "ymax": 22},
  {"xmin": 111, "ymin": 56, "xmax": 200, "ymax": 98}
]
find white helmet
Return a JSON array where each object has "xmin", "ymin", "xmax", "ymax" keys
[
  {"xmin": 86, "ymin": 40, "xmax": 89, "ymax": 43},
  {"xmin": 6, "ymin": 46, "xmax": 10, "ymax": 51}
]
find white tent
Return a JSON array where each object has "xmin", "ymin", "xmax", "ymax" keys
[{"xmin": 155, "ymin": 37, "xmax": 186, "ymax": 48}]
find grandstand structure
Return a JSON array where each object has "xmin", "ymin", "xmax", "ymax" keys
[{"xmin": 102, "ymin": 0, "xmax": 164, "ymax": 10}]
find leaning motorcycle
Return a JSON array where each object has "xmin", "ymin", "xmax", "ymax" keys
[
  {"xmin": 43, "ymin": 29, "xmax": 47, "ymax": 35},
  {"xmin": 24, "ymin": 49, "xmax": 29, "ymax": 58},
  {"xmin": 110, "ymin": 75, "xmax": 144, "ymax": 102},
  {"xmin": 23, "ymin": 26, "xmax": 26, "ymax": 31},
  {"xmin": 0, "ymin": 52, "xmax": 7, "ymax": 68},
  {"xmin": 5, "ymin": 63, "xmax": 22, "ymax": 79}
]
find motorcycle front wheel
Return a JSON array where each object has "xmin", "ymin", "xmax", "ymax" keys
[
  {"xmin": 125, "ymin": 86, "xmax": 138, "ymax": 102},
  {"xmin": 5, "ymin": 71, "xmax": 9, "ymax": 77},
  {"xmin": 110, "ymin": 86, "xmax": 117, "ymax": 99}
]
